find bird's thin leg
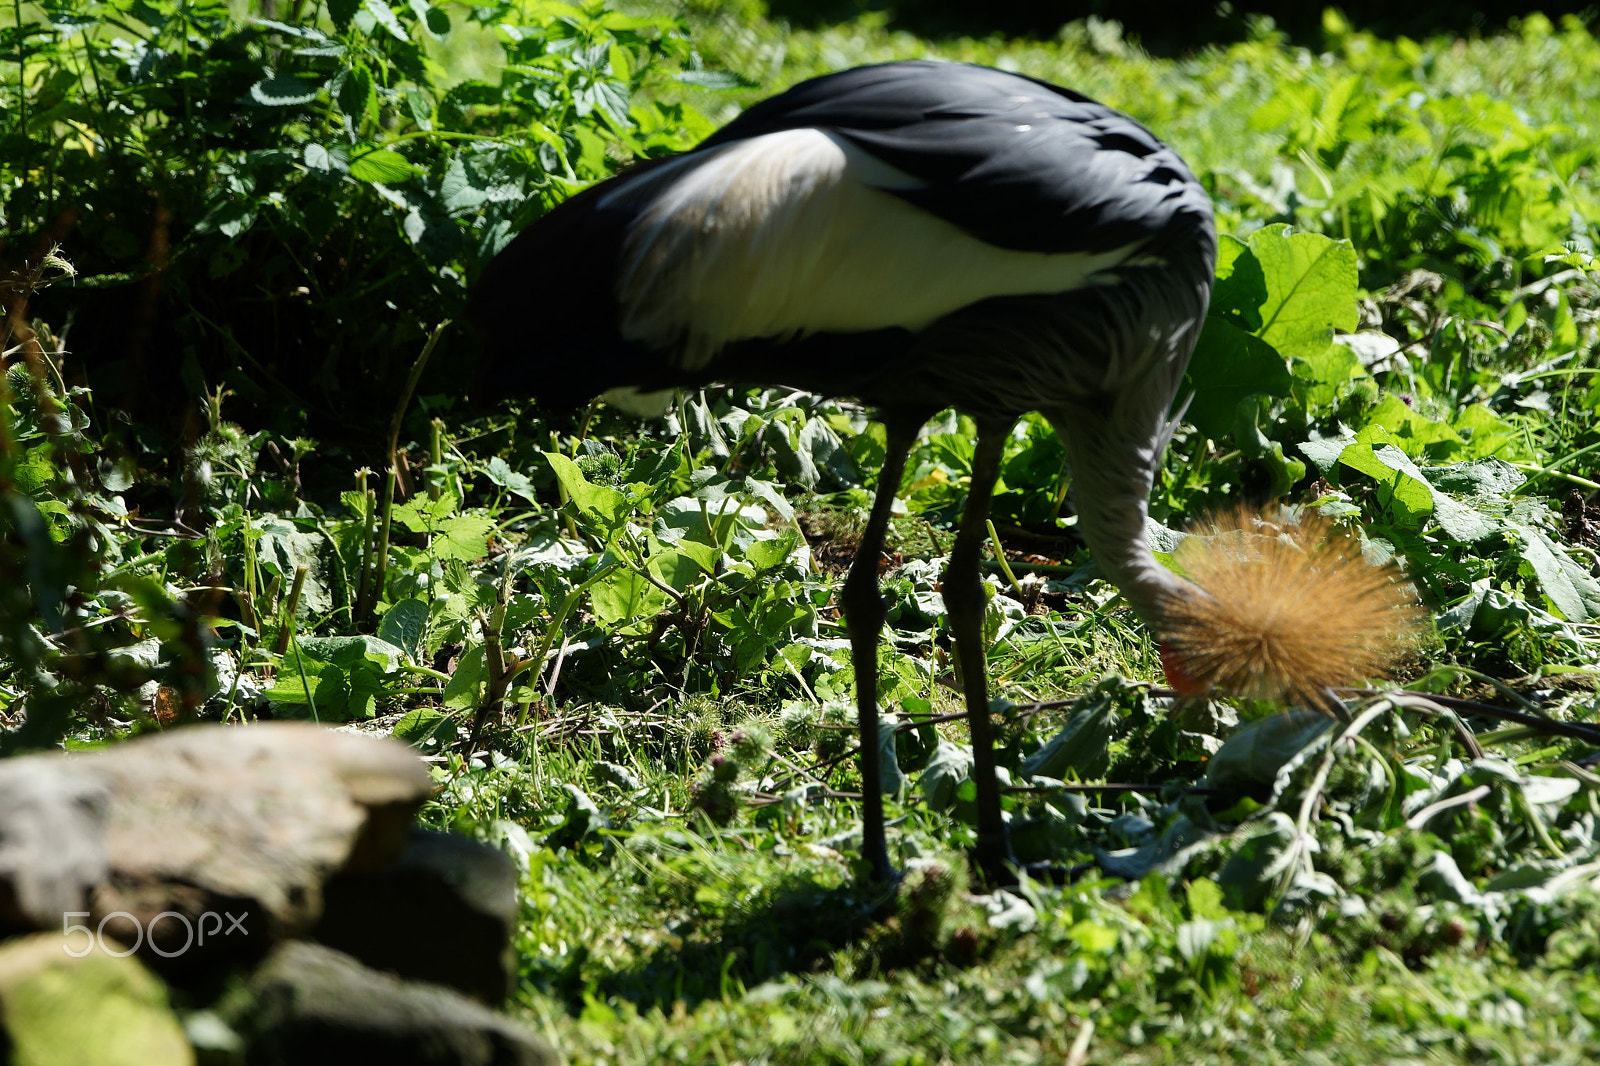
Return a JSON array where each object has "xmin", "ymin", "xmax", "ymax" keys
[
  {"xmin": 843, "ymin": 412, "xmax": 922, "ymax": 884},
  {"xmin": 943, "ymin": 418, "xmax": 1014, "ymax": 882}
]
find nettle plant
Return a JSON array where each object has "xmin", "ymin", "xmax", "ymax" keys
[
  {"xmin": 2, "ymin": 0, "xmax": 716, "ymax": 430},
  {"xmin": 0, "ymin": 0, "xmax": 722, "ymax": 747}
]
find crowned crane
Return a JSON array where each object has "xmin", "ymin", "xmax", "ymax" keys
[{"xmin": 472, "ymin": 60, "xmax": 1221, "ymax": 883}]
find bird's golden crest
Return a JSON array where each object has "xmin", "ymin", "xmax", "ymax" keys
[{"xmin": 1160, "ymin": 506, "xmax": 1425, "ymax": 704}]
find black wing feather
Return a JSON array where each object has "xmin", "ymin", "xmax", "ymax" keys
[{"xmin": 702, "ymin": 61, "xmax": 1210, "ymax": 257}]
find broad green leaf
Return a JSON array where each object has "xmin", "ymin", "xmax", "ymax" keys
[
  {"xmin": 1216, "ymin": 812, "xmax": 1302, "ymax": 911},
  {"xmin": 377, "ymin": 598, "xmax": 429, "ymax": 661},
  {"xmin": 361, "ymin": 0, "xmax": 410, "ymax": 41},
  {"xmin": 589, "ymin": 569, "xmax": 668, "ymax": 627},
  {"xmin": 918, "ymin": 738, "xmax": 974, "ymax": 812},
  {"xmin": 327, "ymin": 0, "xmax": 358, "ymax": 27},
  {"xmin": 544, "ymin": 784, "xmax": 607, "ymax": 849},
  {"xmin": 1363, "ymin": 394, "xmax": 1462, "ymax": 461},
  {"xmin": 1293, "ymin": 340, "xmax": 1368, "ymax": 408},
  {"xmin": 743, "ymin": 477, "xmax": 795, "ymax": 522},
  {"xmin": 1207, "ymin": 234, "xmax": 1266, "ymax": 332},
  {"xmin": 1425, "ymin": 458, "xmax": 1526, "ymax": 497},
  {"xmin": 1452, "ymin": 404, "xmax": 1520, "ymax": 460},
  {"xmin": 1020, "ymin": 689, "xmax": 1120, "ymax": 782},
  {"xmin": 407, "ymin": 0, "xmax": 449, "ymax": 37},
  {"xmin": 672, "ymin": 536, "xmax": 719, "ymax": 574},
  {"xmin": 546, "ymin": 452, "xmax": 628, "ymax": 532},
  {"xmin": 250, "ymin": 75, "xmax": 320, "ymax": 106},
  {"xmin": 257, "ymin": 518, "xmax": 333, "ymax": 614},
  {"xmin": 1341, "ymin": 434, "xmax": 1499, "ymax": 541},
  {"xmin": 442, "ymin": 644, "xmax": 486, "ymax": 711},
  {"xmin": 348, "ymin": 149, "xmax": 416, "ymax": 184},
  {"xmin": 1204, "ymin": 710, "xmax": 1334, "ymax": 792},
  {"xmin": 648, "ymin": 549, "xmax": 703, "ymax": 592},
  {"xmin": 393, "ymin": 708, "xmax": 453, "ymax": 746},
  {"xmin": 337, "ymin": 66, "xmax": 375, "ymax": 122},
  {"xmin": 432, "ymin": 514, "xmax": 492, "ymax": 561},
  {"xmin": 392, "ymin": 493, "xmax": 457, "ymax": 531},
  {"xmin": 1516, "ymin": 524, "xmax": 1600, "ymax": 621},
  {"xmin": 1297, "ymin": 437, "xmax": 1348, "ymax": 475},
  {"xmin": 745, "ymin": 530, "xmax": 797, "ymax": 573},
  {"xmin": 484, "ymin": 456, "xmax": 537, "ymax": 503},
  {"xmin": 1337, "ymin": 431, "xmax": 1435, "ymax": 528},
  {"xmin": 1183, "ymin": 318, "xmax": 1293, "ymax": 440},
  {"xmin": 876, "ymin": 718, "xmax": 903, "ymax": 797},
  {"xmin": 1249, "ymin": 224, "xmax": 1359, "ymax": 360},
  {"xmin": 194, "ymin": 201, "xmax": 256, "ymax": 238}
]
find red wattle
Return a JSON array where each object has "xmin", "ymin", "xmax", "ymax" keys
[{"xmin": 1159, "ymin": 642, "xmax": 1209, "ymax": 696}]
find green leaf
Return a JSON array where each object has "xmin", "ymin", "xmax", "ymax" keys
[
  {"xmin": 1363, "ymin": 394, "xmax": 1463, "ymax": 461},
  {"xmin": 589, "ymin": 569, "xmax": 667, "ymax": 627},
  {"xmin": 1425, "ymin": 458, "xmax": 1526, "ymax": 497},
  {"xmin": 407, "ymin": 0, "xmax": 449, "ymax": 37},
  {"xmin": 1293, "ymin": 341, "xmax": 1369, "ymax": 408},
  {"xmin": 1204, "ymin": 710, "xmax": 1334, "ymax": 792},
  {"xmin": 442, "ymin": 644, "xmax": 486, "ymax": 711},
  {"xmin": 1336, "ymin": 430, "xmax": 1436, "ymax": 528},
  {"xmin": 673, "ymin": 536, "xmax": 719, "ymax": 574},
  {"xmin": 485, "ymin": 456, "xmax": 537, "ymax": 503},
  {"xmin": 1207, "ymin": 235, "xmax": 1266, "ymax": 331},
  {"xmin": 647, "ymin": 549, "xmax": 704, "ymax": 592},
  {"xmin": 377, "ymin": 598, "xmax": 429, "ymax": 660},
  {"xmin": 393, "ymin": 708, "xmax": 453, "ymax": 746},
  {"xmin": 917, "ymin": 738, "xmax": 974, "ymax": 812},
  {"xmin": 337, "ymin": 66, "xmax": 375, "ymax": 123},
  {"xmin": 745, "ymin": 530, "xmax": 797, "ymax": 573},
  {"xmin": 327, "ymin": 0, "xmax": 358, "ymax": 27},
  {"xmin": 1516, "ymin": 524, "xmax": 1600, "ymax": 622},
  {"xmin": 1451, "ymin": 404, "xmax": 1521, "ymax": 460},
  {"xmin": 1183, "ymin": 318, "xmax": 1293, "ymax": 440},
  {"xmin": 257, "ymin": 518, "xmax": 332, "ymax": 614},
  {"xmin": 250, "ymin": 75, "xmax": 320, "ymax": 106},
  {"xmin": 546, "ymin": 452, "xmax": 628, "ymax": 532},
  {"xmin": 1248, "ymin": 224, "xmax": 1359, "ymax": 360},
  {"xmin": 348, "ymin": 149, "xmax": 416, "ymax": 184},
  {"xmin": 1020, "ymin": 689, "xmax": 1120, "ymax": 782},
  {"xmin": 544, "ymin": 784, "xmax": 607, "ymax": 850},
  {"xmin": 361, "ymin": 0, "xmax": 410, "ymax": 41},
  {"xmin": 432, "ymin": 514, "xmax": 492, "ymax": 561}
]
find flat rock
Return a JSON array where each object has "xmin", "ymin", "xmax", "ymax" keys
[
  {"xmin": 0, "ymin": 759, "xmax": 109, "ymax": 932},
  {"xmin": 314, "ymin": 829, "xmax": 519, "ymax": 1005},
  {"xmin": 238, "ymin": 942, "xmax": 559, "ymax": 1066},
  {"xmin": 0, "ymin": 932, "xmax": 193, "ymax": 1066},
  {"xmin": 0, "ymin": 723, "xmax": 433, "ymax": 979}
]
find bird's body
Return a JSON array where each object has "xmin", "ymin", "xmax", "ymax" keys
[{"xmin": 474, "ymin": 60, "xmax": 1219, "ymax": 881}]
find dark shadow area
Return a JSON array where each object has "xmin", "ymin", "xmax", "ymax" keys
[
  {"xmin": 530, "ymin": 865, "xmax": 968, "ymax": 1015},
  {"xmin": 763, "ymin": 0, "xmax": 1598, "ymax": 52}
]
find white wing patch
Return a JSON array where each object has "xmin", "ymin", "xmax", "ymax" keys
[{"xmin": 609, "ymin": 128, "xmax": 1140, "ymax": 370}]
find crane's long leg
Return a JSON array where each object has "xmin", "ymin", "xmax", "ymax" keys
[
  {"xmin": 943, "ymin": 418, "xmax": 1015, "ymax": 882},
  {"xmin": 843, "ymin": 411, "xmax": 923, "ymax": 883}
]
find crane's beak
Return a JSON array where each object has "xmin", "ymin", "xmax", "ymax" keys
[{"xmin": 1158, "ymin": 641, "xmax": 1209, "ymax": 697}]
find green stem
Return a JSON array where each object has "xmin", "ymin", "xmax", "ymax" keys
[{"xmin": 985, "ymin": 519, "xmax": 1025, "ymax": 597}]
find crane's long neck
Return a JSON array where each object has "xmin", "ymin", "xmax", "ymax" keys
[{"xmin": 1049, "ymin": 397, "xmax": 1195, "ymax": 629}]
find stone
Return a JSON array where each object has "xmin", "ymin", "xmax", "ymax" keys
[
  {"xmin": 314, "ymin": 829, "xmax": 519, "ymax": 1005},
  {"xmin": 0, "ymin": 932, "xmax": 193, "ymax": 1066},
  {"xmin": 0, "ymin": 722, "xmax": 433, "ymax": 980},
  {"xmin": 236, "ymin": 942, "xmax": 560, "ymax": 1066},
  {"xmin": 0, "ymin": 759, "xmax": 109, "ymax": 933}
]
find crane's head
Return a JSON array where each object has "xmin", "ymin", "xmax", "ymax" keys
[{"xmin": 1151, "ymin": 508, "xmax": 1424, "ymax": 704}]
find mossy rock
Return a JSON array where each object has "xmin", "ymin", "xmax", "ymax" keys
[{"xmin": 0, "ymin": 933, "xmax": 191, "ymax": 1066}]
